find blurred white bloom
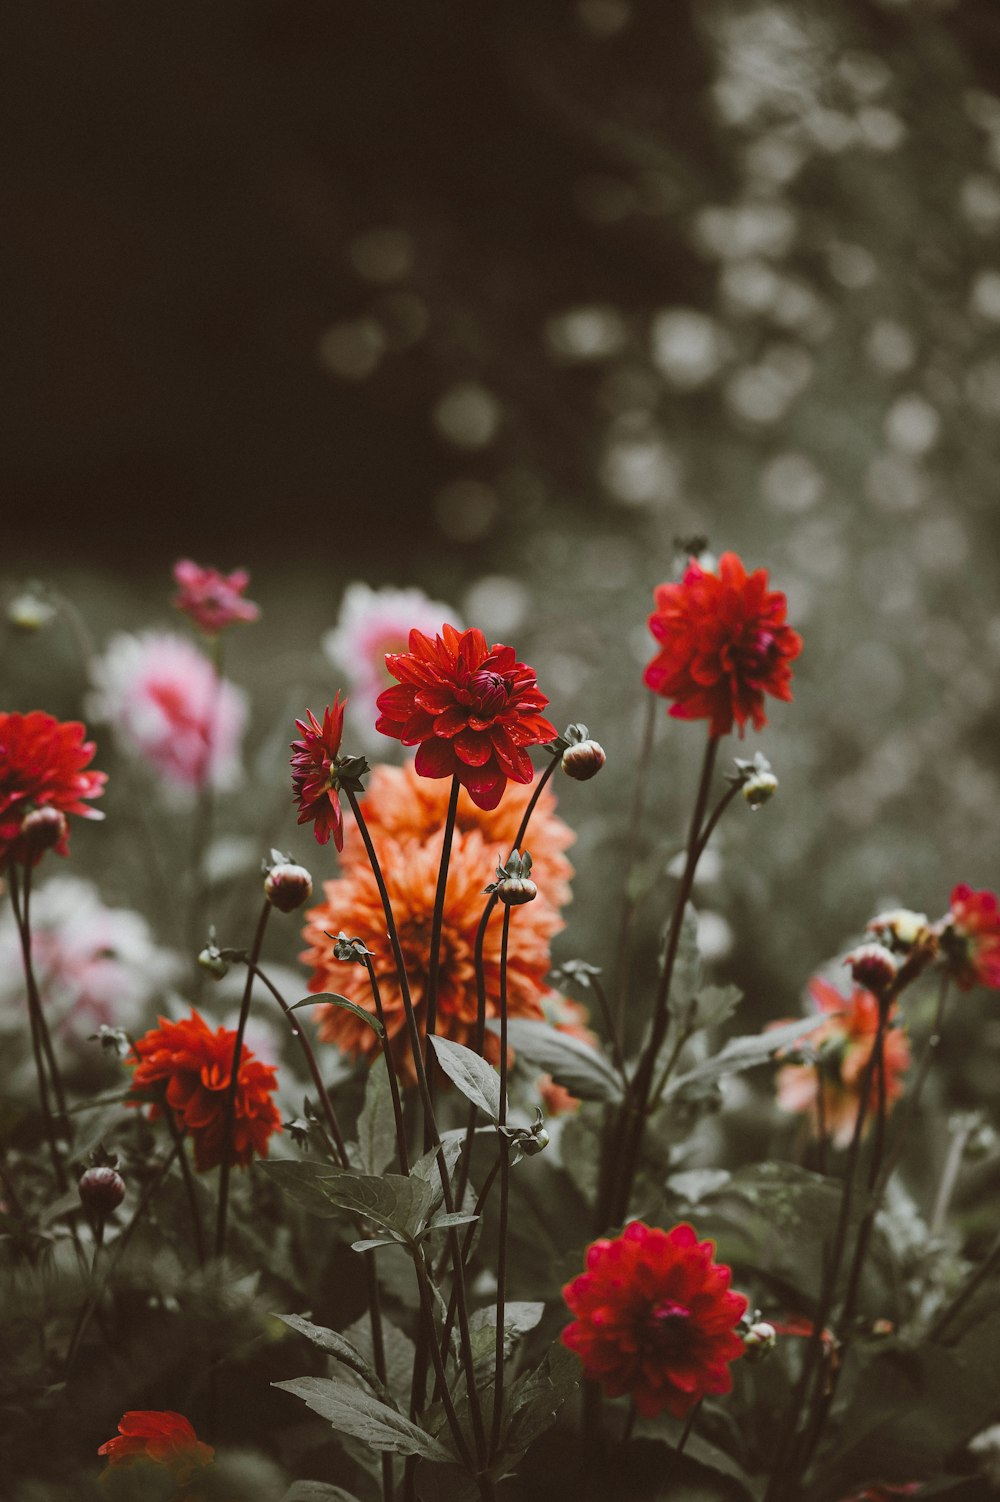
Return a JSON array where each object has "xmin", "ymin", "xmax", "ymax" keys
[
  {"xmin": 710, "ymin": 8, "xmax": 828, "ymax": 128},
  {"xmin": 461, "ymin": 575, "xmax": 530, "ymax": 638},
  {"xmin": 759, "ymin": 452, "xmax": 825, "ymax": 513},
  {"xmin": 970, "ymin": 269, "xmax": 1000, "ymax": 323},
  {"xmin": 323, "ymin": 584, "xmax": 461, "ymax": 742},
  {"xmin": 864, "ymin": 318, "xmax": 917, "ymax": 375},
  {"xmin": 650, "ymin": 309, "xmax": 727, "ymax": 389},
  {"xmin": 317, "ymin": 318, "xmax": 386, "ymax": 381},
  {"xmin": 433, "ymin": 382, "xmax": 502, "ymax": 449},
  {"xmin": 883, "ymin": 393, "xmax": 941, "ymax": 456},
  {"xmin": 544, "ymin": 305, "xmax": 628, "ymax": 363},
  {"xmin": 0, "ymin": 877, "xmax": 179, "ymax": 1047},
  {"xmin": 89, "ymin": 631, "xmax": 247, "ymax": 795},
  {"xmin": 600, "ymin": 425, "xmax": 682, "ymax": 506},
  {"xmin": 697, "ymin": 911, "xmax": 734, "ymax": 963}
]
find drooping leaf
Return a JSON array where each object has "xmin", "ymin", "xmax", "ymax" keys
[
  {"xmin": 429, "ymin": 1036, "xmax": 503, "ymax": 1121},
  {"xmin": 352, "ymin": 1237, "xmax": 401, "ymax": 1253},
  {"xmin": 343, "ymin": 1311, "xmax": 416, "ymax": 1404},
  {"xmin": 664, "ymin": 1015, "xmax": 826, "ymax": 1101},
  {"xmin": 424, "ymin": 1210, "xmax": 480, "ymax": 1234},
  {"xmin": 273, "ymin": 1375, "xmax": 454, "ymax": 1462},
  {"xmin": 355, "ymin": 1062, "xmax": 398, "ymax": 1176},
  {"xmin": 493, "ymin": 1019, "xmax": 625, "ymax": 1104},
  {"xmin": 255, "ymin": 1159, "xmax": 349, "ymax": 1219},
  {"xmin": 499, "ymin": 1340, "xmax": 581, "ymax": 1461},
  {"xmin": 410, "ymin": 1129, "xmax": 469, "ymax": 1198},
  {"xmin": 276, "ymin": 1313, "xmax": 393, "ymax": 1406},
  {"xmin": 290, "ymin": 993, "xmax": 385, "ymax": 1037},
  {"xmin": 313, "ymin": 1170, "xmax": 436, "ymax": 1240}
]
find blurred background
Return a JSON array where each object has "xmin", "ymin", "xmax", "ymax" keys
[{"xmin": 4, "ymin": 0, "xmax": 1000, "ymax": 1071}]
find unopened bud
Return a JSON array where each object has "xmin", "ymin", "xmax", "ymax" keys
[
  {"xmin": 561, "ymin": 739, "xmax": 606, "ymax": 782},
  {"xmin": 20, "ymin": 806, "xmax": 68, "ymax": 855},
  {"xmin": 198, "ymin": 945, "xmax": 231, "ymax": 980},
  {"xmin": 521, "ymin": 1127, "xmax": 550, "ymax": 1156},
  {"xmin": 866, "ymin": 908, "xmax": 928, "ymax": 951},
  {"xmin": 743, "ymin": 771, "xmax": 778, "ymax": 809},
  {"xmin": 742, "ymin": 1320, "xmax": 777, "ymax": 1359},
  {"xmin": 264, "ymin": 862, "xmax": 313, "ymax": 913},
  {"xmin": 845, "ymin": 942, "xmax": 898, "ymax": 993},
  {"xmin": 487, "ymin": 849, "xmax": 537, "ymax": 906},
  {"xmin": 78, "ymin": 1165, "xmax": 126, "ymax": 1218}
]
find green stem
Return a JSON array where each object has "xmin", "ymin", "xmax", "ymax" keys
[
  {"xmin": 8, "ymin": 863, "xmax": 68, "ymax": 1191},
  {"xmin": 491, "ymin": 904, "xmax": 512, "ymax": 1459},
  {"xmin": 214, "ymin": 899, "xmax": 270, "ymax": 1259},
  {"xmin": 249, "ymin": 962, "xmax": 350, "ymax": 1166},
  {"xmin": 423, "ymin": 776, "xmax": 460, "ymax": 1147},
  {"xmin": 163, "ymin": 1105, "xmax": 205, "ymax": 1267},
  {"xmin": 361, "ymin": 955, "xmax": 410, "ymax": 1175},
  {"xmin": 189, "ymin": 634, "xmax": 224, "ymax": 987}
]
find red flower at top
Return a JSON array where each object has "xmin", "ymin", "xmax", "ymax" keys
[
  {"xmin": 561, "ymin": 1221, "xmax": 747, "ymax": 1419},
  {"xmin": 128, "ymin": 1010, "xmax": 281, "ymax": 1172},
  {"xmin": 945, "ymin": 884, "xmax": 1000, "ymax": 990},
  {"xmin": 290, "ymin": 696, "xmax": 350, "ymax": 851},
  {"xmin": 98, "ymin": 1410, "xmax": 214, "ymax": 1483},
  {"xmin": 375, "ymin": 625, "xmax": 556, "ymax": 811},
  {"xmin": 0, "ymin": 711, "xmax": 106, "ymax": 867},
  {"xmin": 172, "ymin": 559, "xmax": 260, "ymax": 635},
  {"xmin": 644, "ymin": 552, "xmax": 802, "ymax": 738}
]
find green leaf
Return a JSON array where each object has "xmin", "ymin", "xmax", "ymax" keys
[
  {"xmin": 314, "ymin": 1170, "xmax": 437, "ymax": 1240},
  {"xmin": 424, "ymin": 1210, "xmax": 479, "ymax": 1234},
  {"xmin": 356, "ymin": 1062, "xmax": 398, "ymax": 1176},
  {"xmin": 351, "ymin": 1237, "xmax": 402, "ymax": 1253},
  {"xmin": 255, "ymin": 1159, "xmax": 349, "ymax": 1219},
  {"xmin": 273, "ymin": 1375, "xmax": 454, "ymax": 1462},
  {"xmin": 666, "ymin": 902, "xmax": 702, "ymax": 1015},
  {"xmin": 342, "ymin": 1310, "xmax": 416, "ymax": 1403},
  {"xmin": 468, "ymin": 1301, "xmax": 544, "ymax": 1377},
  {"xmin": 499, "ymin": 1341, "xmax": 581, "ymax": 1462},
  {"xmin": 691, "ymin": 984, "xmax": 743, "ymax": 1030},
  {"xmin": 429, "ymin": 1036, "xmax": 503, "ymax": 1121},
  {"xmin": 291, "ymin": 993, "xmax": 385, "ymax": 1037},
  {"xmin": 664, "ymin": 1015, "xmax": 825, "ymax": 1100},
  {"xmin": 281, "ymin": 1485, "xmax": 364, "ymax": 1502},
  {"xmin": 494, "ymin": 1019, "xmax": 625, "ymax": 1104},
  {"xmin": 275, "ymin": 1313, "xmax": 393, "ymax": 1406}
]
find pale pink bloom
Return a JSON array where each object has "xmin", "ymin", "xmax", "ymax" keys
[
  {"xmin": 172, "ymin": 559, "xmax": 260, "ymax": 635},
  {"xmin": 89, "ymin": 630, "xmax": 248, "ymax": 793},
  {"xmin": 322, "ymin": 583, "xmax": 462, "ymax": 742},
  {"xmin": 0, "ymin": 876, "xmax": 179, "ymax": 1046}
]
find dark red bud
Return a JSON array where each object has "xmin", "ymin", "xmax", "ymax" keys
[{"xmin": 78, "ymin": 1165, "xmax": 126, "ymax": 1217}]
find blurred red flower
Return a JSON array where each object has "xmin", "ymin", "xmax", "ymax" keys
[
  {"xmin": 172, "ymin": 559, "xmax": 260, "ymax": 635},
  {"xmin": 98, "ymin": 1410, "xmax": 214, "ymax": 1483},
  {"xmin": 375, "ymin": 625, "xmax": 555, "ymax": 810},
  {"xmin": 561, "ymin": 1221, "xmax": 747, "ymax": 1419},
  {"xmin": 290, "ymin": 697, "xmax": 349, "ymax": 851},
  {"xmin": 0, "ymin": 711, "xmax": 106, "ymax": 867},
  {"xmin": 128, "ymin": 1011, "xmax": 281, "ymax": 1172},
  {"xmin": 945, "ymin": 883, "xmax": 1000, "ymax": 990},
  {"xmin": 644, "ymin": 552, "xmax": 802, "ymax": 737}
]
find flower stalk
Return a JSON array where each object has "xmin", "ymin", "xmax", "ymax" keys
[{"xmin": 214, "ymin": 898, "xmax": 271, "ymax": 1259}]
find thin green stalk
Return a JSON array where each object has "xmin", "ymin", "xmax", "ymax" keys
[
  {"xmin": 162, "ymin": 1103, "xmax": 206, "ymax": 1267},
  {"xmin": 361, "ymin": 954, "xmax": 410, "ymax": 1175},
  {"xmin": 215, "ymin": 899, "xmax": 270, "ymax": 1259},
  {"xmin": 423, "ymin": 776, "xmax": 460, "ymax": 1147},
  {"xmin": 874, "ymin": 974, "xmax": 951, "ymax": 1197},
  {"xmin": 189, "ymin": 634, "xmax": 225, "ymax": 984},
  {"xmin": 9, "ymin": 863, "xmax": 68, "ymax": 1191},
  {"xmin": 491, "ymin": 904, "xmax": 512, "ymax": 1459}
]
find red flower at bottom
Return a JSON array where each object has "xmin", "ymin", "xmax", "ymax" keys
[
  {"xmin": 561, "ymin": 1221, "xmax": 747, "ymax": 1419},
  {"xmin": 98, "ymin": 1410, "xmax": 214, "ymax": 1483}
]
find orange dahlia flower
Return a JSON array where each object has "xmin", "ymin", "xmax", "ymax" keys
[
  {"xmin": 98, "ymin": 1410, "xmax": 214, "ymax": 1485},
  {"xmin": 773, "ymin": 977, "xmax": 911, "ymax": 1149},
  {"xmin": 302, "ymin": 829, "xmax": 562, "ymax": 1081},
  {"xmin": 128, "ymin": 1010, "xmax": 282, "ymax": 1172},
  {"xmin": 339, "ymin": 760, "xmax": 575, "ymax": 909}
]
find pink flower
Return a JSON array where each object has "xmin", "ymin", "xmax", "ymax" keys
[
  {"xmin": 172, "ymin": 560, "xmax": 260, "ymax": 635},
  {"xmin": 88, "ymin": 631, "xmax": 247, "ymax": 794},
  {"xmin": 323, "ymin": 583, "xmax": 462, "ymax": 742}
]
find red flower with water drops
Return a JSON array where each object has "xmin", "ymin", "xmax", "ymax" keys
[
  {"xmin": 128, "ymin": 1010, "xmax": 281, "ymax": 1172},
  {"xmin": 944, "ymin": 884, "xmax": 1000, "ymax": 990},
  {"xmin": 98, "ymin": 1410, "xmax": 214, "ymax": 1483},
  {"xmin": 375, "ymin": 625, "xmax": 556, "ymax": 810},
  {"xmin": 644, "ymin": 552, "xmax": 802, "ymax": 738},
  {"xmin": 0, "ymin": 711, "xmax": 106, "ymax": 867},
  {"xmin": 290, "ymin": 696, "xmax": 351, "ymax": 851},
  {"xmin": 561, "ymin": 1221, "xmax": 748, "ymax": 1419},
  {"xmin": 172, "ymin": 559, "xmax": 260, "ymax": 635}
]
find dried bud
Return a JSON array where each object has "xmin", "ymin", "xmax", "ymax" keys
[
  {"xmin": 20, "ymin": 806, "xmax": 68, "ymax": 855},
  {"xmin": 561, "ymin": 738, "xmax": 607, "ymax": 782},
  {"xmin": 866, "ymin": 908, "xmax": 929, "ymax": 952},
  {"xmin": 198, "ymin": 943, "xmax": 231, "ymax": 980},
  {"xmin": 845, "ymin": 942, "xmax": 898, "ymax": 993},
  {"xmin": 742, "ymin": 1320, "xmax": 777, "ymax": 1359},
  {"xmin": 264, "ymin": 862, "xmax": 313, "ymax": 913},
  {"xmin": 78, "ymin": 1165, "xmax": 126, "ymax": 1218},
  {"xmin": 742, "ymin": 770, "xmax": 778, "ymax": 809},
  {"xmin": 486, "ymin": 849, "xmax": 537, "ymax": 906}
]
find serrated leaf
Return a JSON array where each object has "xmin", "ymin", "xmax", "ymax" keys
[
  {"xmin": 499, "ymin": 1341, "xmax": 581, "ymax": 1461},
  {"xmin": 282, "ymin": 1484, "xmax": 363, "ymax": 1502},
  {"xmin": 469, "ymin": 1302, "xmax": 544, "ymax": 1377},
  {"xmin": 692, "ymin": 984, "xmax": 743, "ymax": 1030},
  {"xmin": 313, "ymin": 1170, "xmax": 436, "ymax": 1239},
  {"xmin": 356, "ymin": 1062, "xmax": 398, "ymax": 1176},
  {"xmin": 493, "ymin": 1019, "xmax": 624, "ymax": 1104},
  {"xmin": 429, "ymin": 1037, "xmax": 503, "ymax": 1121},
  {"xmin": 343, "ymin": 1311, "xmax": 416, "ymax": 1403},
  {"xmin": 255, "ymin": 1159, "xmax": 349, "ymax": 1219},
  {"xmin": 664, "ymin": 1015, "xmax": 825, "ymax": 1100},
  {"xmin": 273, "ymin": 1375, "xmax": 453, "ymax": 1462},
  {"xmin": 290, "ymin": 993, "xmax": 385, "ymax": 1037},
  {"xmin": 275, "ymin": 1314, "xmax": 393, "ymax": 1406}
]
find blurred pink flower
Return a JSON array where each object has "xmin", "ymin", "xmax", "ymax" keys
[
  {"xmin": 322, "ymin": 583, "xmax": 462, "ymax": 741},
  {"xmin": 89, "ymin": 631, "xmax": 247, "ymax": 793},
  {"xmin": 0, "ymin": 875, "xmax": 179, "ymax": 1046},
  {"xmin": 172, "ymin": 559, "xmax": 260, "ymax": 635}
]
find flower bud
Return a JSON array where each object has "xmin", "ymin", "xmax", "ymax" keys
[
  {"xmin": 264, "ymin": 862, "xmax": 313, "ymax": 913},
  {"xmin": 20, "ymin": 806, "xmax": 68, "ymax": 855},
  {"xmin": 7, "ymin": 588, "xmax": 56, "ymax": 632},
  {"xmin": 742, "ymin": 770, "xmax": 778, "ymax": 809},
  {"xmin": 561, "ymin": 738, "xmax": 607, "ymax": 782},
  {"xmin": 866, "ymin": 908, "xmax": 928, "ymax": 951},
  {"xmin": 845, "ymin": 942, "xmax": 898, "ymax": 993},
  {"xmin": 497, "ymin": 875, "xmax": 537, "ymax": 905},
  {"xmin": 198, "ymin": 945, "xmax": 231, "ymax": 980},
  {"xmin": 78, "ymin": 1165, "xmax": 126, "ymax": 1218},
  {"xmin": 742, "ymin": 1320, "xmax": 777, "ymax": 1359}
]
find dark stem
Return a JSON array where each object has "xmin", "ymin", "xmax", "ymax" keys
[
  {"xmin": 490, "ymin": 904, "xmax": 512, "ymax": 1459},
  {"xmin": 411, "ymin": 1250, "xmax": 477, "ymax": 1473},
  {"xmin": 423, "ymin": 776, "xmax": 460, "ymax": 1148},
  {"xmin": 611, "ymin": 693, "xmax": 657, "ymax": 1043},
  {"xmin": 364, "ymin": 1252, "xmax": 395, "ymax": 1502},
  {"xmin": 814, "ymin": 1063, "xmax": 829, "ymax": 1177},
  {"xmin": 362, "ymin": 955, "xmax": 410, "ymax": 1175},
  {"xmin": 214, "ymin": 899, "xmax": 270, "ymax": 1259},
  {"xmin": 589, "ymin": 975, "xmax": 627, "ymax": 1083},
  {"xmin": 162, "ymin": 1106, "xmax": 205, "ymax": 1267},
  {"xmin": 249, "ymin": 962, "xmax": 350, "ymax": 1166},
  {"xmin": 874, "ymin": 974, "xmax": 952, "ymax": 1197},
  {"xmin": 435, "ymin": 1155, "xmax": 502, "ymax": 1366},
  {"xmin": 9, "ymin": 863, "xmax": 68, "ymax": 1191},
  {"xmin": 930, "ymin": 1223, "xmax": 1000, "ymax": 1342},
  {"xmin": 189, "ymin": 634, "xmax": 224, "ymax": 988}
]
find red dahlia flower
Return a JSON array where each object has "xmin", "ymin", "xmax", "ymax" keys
[
  {"xmin": 0, "ymin": 711, "xmax": 106, "ymax": 867},
  {"xmin": 644, "ymin": 552, "xmax": 802, "ymax": 737},
  {"xmin": 98, "ymin": 1410, "xmax": 214, "ymax": 1482},
  {"xmin": 290, "ymin": 696, "xmax": 351, "ymax": 851},
  {"xmin": 561, "ymin": 1221, "xmax": 747, "ymax": 1419},
  {"xmin": 128, "ymin": 1010, "xmax": 281, "ymax": 1172},
  {"xmin": 172, "ymin": 558, "xmax": 260, "ymax": 635},
  {"xmin": 944, "ymin": 883, "xmax": 1000, "ymax": 990},
  {"xmin": 375, "ymin": 625, "xmax": 556, "ymax": 811}
]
